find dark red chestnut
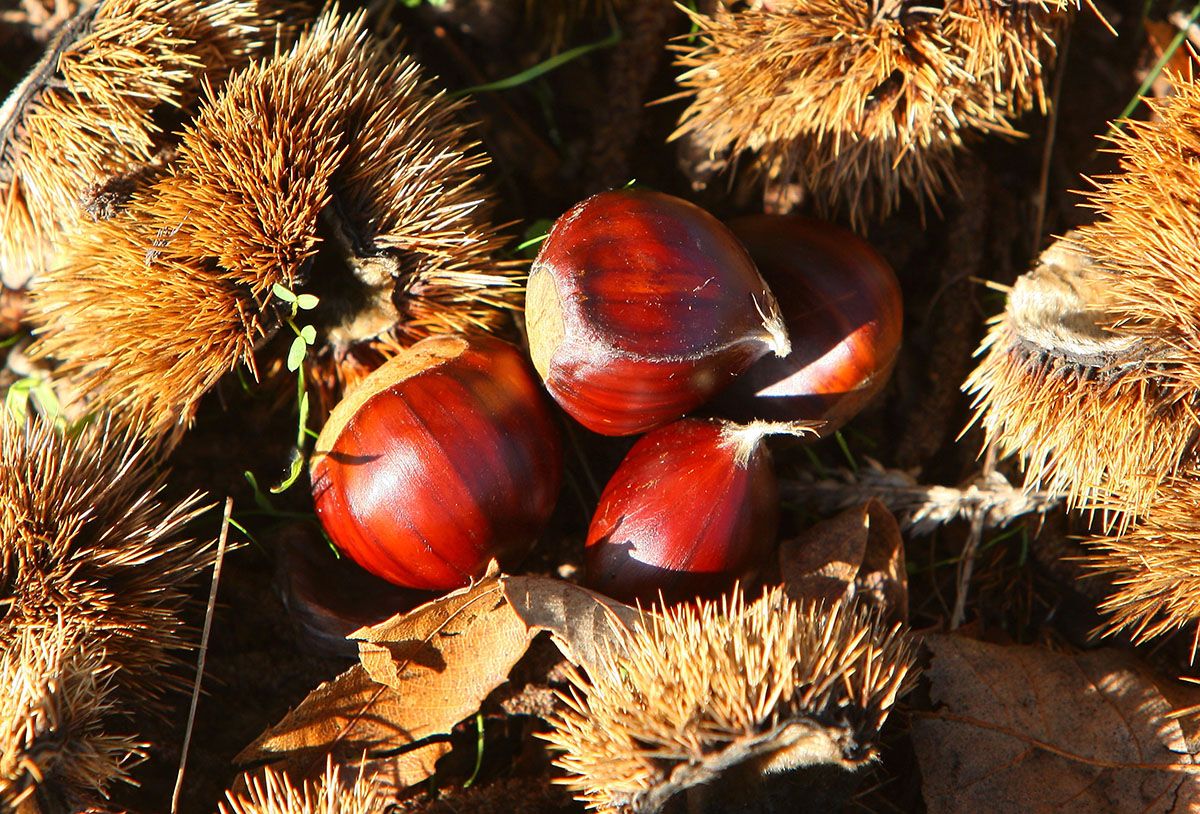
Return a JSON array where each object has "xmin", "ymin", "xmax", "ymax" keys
[
  {"xmin": 713, "ymin": 215, "xmax": 902, "ymax": 435},
  {"xmin": 310, "ymin": 334, "xmax": 563, "ymax": 591},
  {"xmin": 526, "ymin": 189, "xmax": 789, "ymax": 436},
  {"xmin": 584, "ymin": 418, "xmax": 806, "ymax": 605}
]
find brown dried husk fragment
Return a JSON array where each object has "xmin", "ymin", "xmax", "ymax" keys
[
  {"xmin": 963, "ymin": 236, "xmax": 1198, "ymax": 524},
  {"xmin": 0, "ymin": 0, "xmax": 286, "ymax": 290},
  {"xmin": 31, "ymin": 9, "xmax": 520, "ymax": 437},
  {"xmin": 544, "ymin": 587, "xmax": 916, "ymax": 814},
  {"xmin": 0, "ymin": 415, "xmax": 213, "ymax": 809},
  {"xmin": 672, "ymin": 1, "xmax": 1071, "ymax": 225}
]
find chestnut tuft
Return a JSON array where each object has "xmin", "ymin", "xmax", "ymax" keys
[
  {"xmin": 310, "ymin": 334, "xmax": 563, "ymax": 591},
  {"xmin": 713, "ymin": 214, "xmax": 903, "ymax": 435},
  {"xmin": 526, "ymin": 189, "xmax": 789, "ymax": 436},
  {"xmin": 584, "ymin": 417, "xmax": 811, "ymax": 605}
]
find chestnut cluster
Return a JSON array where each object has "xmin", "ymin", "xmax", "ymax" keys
[{"xmin": 311, "ymin": 189, "xmax": 901, "ymax": 605}]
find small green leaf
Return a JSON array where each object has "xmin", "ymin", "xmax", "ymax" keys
[
  {"xmin": 450, "ymin": 25, "xmax": 622, "ymax": 98},
  {"xmin": 295, "ymin": 293, "xmax": 319, "ymax": 311},
  {"xmin": 517, "ymin": 218, "xmax": 554, "ymax": 258},
  {"xmin": 5, "ymin": 386, "xmax": 28, "ymax": 422},
  {"xmin": 31, "ymin": 380, "xmax": 61, "ymax": 419},
  {"xmin": 243, "ymin": 470, "xmax": 275, "ymax": 513},
  {"xmin": 300, "ymin": 324, "xmax": 317, "ymax": 345},
  {"xmin": 286, "ymin": 336, "xmax": 307, "ymax": 371},
  {"xmin": 272, "ymin": 283, "xmax": 297, "ymax": 303},
  {"xmin": 270, "ymin": 447, "xmax": 305, "ymax": 493},
  {"xmin": 226, "ymin": 516, "xmax": 260, "ymax": 547}
]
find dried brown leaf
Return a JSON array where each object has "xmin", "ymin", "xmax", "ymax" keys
[
  {"xmin": 779, "ymin": 499, "xmax": 907, "ymax": 622},
  {"xmin": 500, "ymin": 575, "xmax": 640, "ymax": 674},
  {"xmin": 352, "ymin": 579, "xmax": 535, "ymax": 705},
  {"xmin": 237, "ymin": 575, "xmax": 631, "ymax": 787},
  {"xmin": 237, "ymin": 578, "xmax": 533, "ymax": 779},
  {"xmin": 912, "ymin": 635, "xmax": 1200, "ymax": 814},
  {"xmin": 234, "ymin": 664, "xmax": 450, "ymax": 780}
]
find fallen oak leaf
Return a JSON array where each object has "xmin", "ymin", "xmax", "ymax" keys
[
  {"xmin": 500, "ymin": 574, "xmax": 641, "ymax": 674},
  {"xmin": 233, "ymin": 664, "xmax": 450, "ymax": 780},
  {"xmin": 779, "ymin": 499, "xmax": 907, "ymax": 622},
  {"xmin": 353, "ymin": 578, "xmax": 532, "ymax": 692},
  {"xmin": 236, "ymin": 576, "xmax": 530, "ymax": 781},
  {"xmin": 912, "ymin": 635, "xmax": 1200, "ymax": 814},
  {"xmin": 235, "ymin": 573, "xmax": 641, "ymax": 788}
]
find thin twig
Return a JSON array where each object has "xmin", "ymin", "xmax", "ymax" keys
[
  {"xmin": 171, "ymin": 496, "xmax": 233, "ymax": 814},
  {"xmin": 780, "ymin": 459, "xmax": 1062, "ymax": 535},
  {"xmin": 951, "ymin": 445, "xmax": 997, "ymax": 629},
  {"xmin": 1031, "ymin": 24, "xmax": 1070, "ymax": 257}
]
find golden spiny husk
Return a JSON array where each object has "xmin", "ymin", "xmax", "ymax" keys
[
  {"xmin": 544, "ymin": 587, "xmax": 916, "ymax": 813},
  {"xmin": 1065, "ymin": 75, "xmax": 1200, "ymax": 638},
  {"xmin": 672, "ymin": 1, "xmax": 1071, "ymax": 226},
  {"xmin": 30, "ymin": 9, "xmax": 520, "ymax": 437},
  {"xmin": 1086, "ymin": 475, "xmax": 1200, "ymax": 657},
  {"xmin": 0, "ymin": 622, "xmax": 140, "ymax": 811},
  {"xmin": 963, "ymin": 237, "xmax": 1198, "ymax": 525},
  {"xmin": 1074, "ymin": 77, "xmax": 1200, "ymax": 398},
  {"xmin": 0, "ymin": 0, "xmax": 285, "ymax": 290},
  {"xmin": 0, "ymin": 415, "xmax": 212, "ymax": 807},
  {"xmin": 220, "ymin": 763, "xmax": 382, "ymax": 814}
]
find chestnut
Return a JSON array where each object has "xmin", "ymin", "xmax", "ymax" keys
[
  {"xmin": 712, "ymin": 214, "xmax": 903, "ymax": 435},
  {"xmin": 526, "ymin": 189, "xmax": 789, "ymax": 436},
  {"xmin": 310, "ymin": 334, "xmax": 563, "ymax": 591},
  {"xmin": 584, "ymin": 417, "xmax": 802, "ymax": 606}
]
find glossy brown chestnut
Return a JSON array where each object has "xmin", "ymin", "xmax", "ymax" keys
[
  {"xmin": 526, "ymin": 189, "xmax": 789, "ymax": 436},
  {"xmin": 310, "ymin": 334, "xmax": 563, "ymax": 591},
  {"xmin": 584, "ymin": 418, "xmax": 788, "ymax": 606},
  {"xmin": 712, "ymin": 215, "xmax": 903, "ymax": 436}
]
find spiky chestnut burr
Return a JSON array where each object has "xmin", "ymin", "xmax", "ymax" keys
[
  {"xmin": 712, "ymin": 214, "xmax": 902, "ymax": 433},
  {"xmin": 1084, "ymin": 476, "xmax": 1200, "ymax": 655},
  {"xmin": 526, "ymin": 189, "xmax": 789, "ymax": 436},
  {"xmin": 0, "ymin": 0, "xmax": 285, "ymax": 291},
  {"xmin": 585, "ymin": 418, "xmax": 814, "ymax": 606},
  {"xmin": 1070, "ymin": 75, "xmax": 1200, "ymax": 402},
  {"xmin": 0, "ymin": 414, "xmax": 212, "ymax": 809},
  {"xmin": 0, "ymin": 622, "xmax": 138, "ymax": 811},
  {"xmin": 963, "ymin": 235, "xmax": 1197, "ymax": 523},
  {"xmin": 221, "ymin": 762, "xmax": 382, "ymax": 814},
  {"xmin": 671, "ymin": 1, "xmax": 1071, "ymax": 225},
  {"xmin": 29, "ymin": 8, "xmax": 520, "ymax": 438},
  {"xmin": 544, "ymin": 587, "xmax": 916, "ymax": 814},
  {"xmin": 311, "ymin": 334, "xmax": 562, "ymax": 591}
]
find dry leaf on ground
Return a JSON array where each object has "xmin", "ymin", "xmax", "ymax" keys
[
  {"xmin": 779, "ymin": 499, "xmax": 908, "ymax": 621},
  {"xmin": 236, "ymin": 574, "xmax": 640, "ymax": 789},
  {"xmin": 912, "ymin": 635, "xmax": 1200, "ymax": 814},
  {"xmin": 500, "ymin": 574, "xmax": 641, "ymax": 674},
  {"xmin": 235, "ymin": 578, "xmax": 527, "ymax": 780}
]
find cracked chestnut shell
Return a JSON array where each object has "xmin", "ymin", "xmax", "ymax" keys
[
  {"xmin": 583, "ymin": 417, "xmax": 781, "ymax": 605},
  {"xmin": 526, "ymin": 189, "xmax": 789, "ymax": 436},
  {"xmin": 310, "ymin": 334, "xmax": 563, "ymax": 590},
  {"xmin": 713, "ymin": 214, "xmax": 903, "ymax": 435}
]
